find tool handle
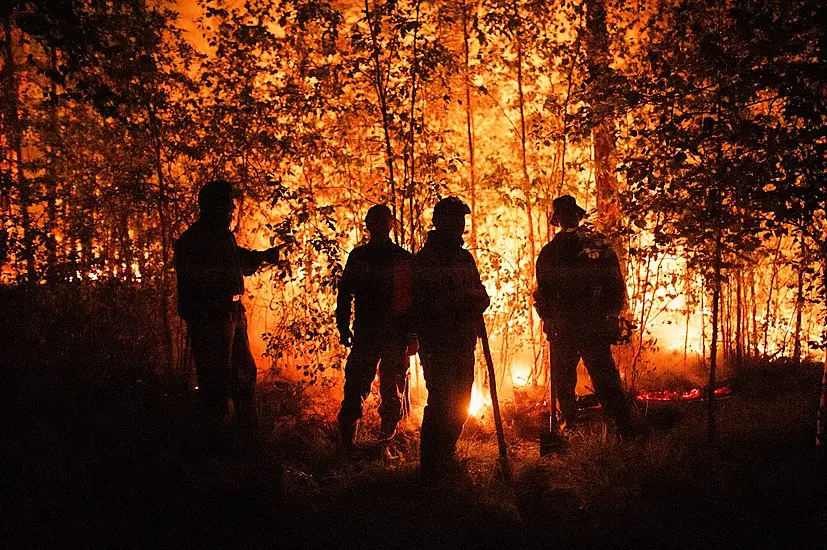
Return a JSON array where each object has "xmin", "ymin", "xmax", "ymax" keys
[{"xmin": 479, "ymin": 318, "xmax": 509, "ymax": 468}]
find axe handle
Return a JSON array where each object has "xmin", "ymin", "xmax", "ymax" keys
[{"xmin": 479, "ymin": 317, "xmax": 509, "ymax": 468}]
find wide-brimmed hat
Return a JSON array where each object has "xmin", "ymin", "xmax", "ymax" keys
[{"xmin": 551, "ymin": 195, "xmax": 586, "ymax": 226}]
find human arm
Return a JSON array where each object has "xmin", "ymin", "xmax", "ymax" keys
[
  {"xmin": 336, "ymin": 253, "xmax": 356, "ymax": 347},
  {"xmin": 465, "ymin": 256, "xmax": 490, "ymax": 316}
]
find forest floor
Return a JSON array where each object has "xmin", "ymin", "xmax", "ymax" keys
[
  {"xmin": 2, "ymin": 357, "xmax": 825, "ymax": 549},
  {"xmin": 1, "ymin": 286, "xmax": 825, "ymax": 549}
]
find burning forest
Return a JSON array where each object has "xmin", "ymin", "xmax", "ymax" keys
[{"xmin": 1, "ymin": 0, "xmax": 826, "ymax": 547}]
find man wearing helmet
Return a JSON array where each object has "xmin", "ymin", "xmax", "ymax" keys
[
  {"xmin": 336, "ymin": 205, "xmax": 417, "ymax": 447},
  {"xmin": 534, "ymin": 195, "xmax": 633, "ymax": 436},
  {"xmin": 174, "ymin": 179, "xmax": 285, "ymax": 435},
  {"xmin": 413, "ymin": 196, "xmax": 489, "ymax": 475}
]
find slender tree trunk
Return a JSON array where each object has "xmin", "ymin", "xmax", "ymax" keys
[
  {"xmin": 3, "ymin": 13, "xmax": 36, "ymax": 285},
  {"xmin": 406, "ymin": 0, "xmax": 421, "ymax": 251},
  {"xmin": 763, "ymin": 238, "xmax": 783, "ymax": 357},
  {"xmin": 364, "ymin": 0, "xmax": 399, "ymax": 241},
  {"xmin": 750, "ymin": 270, "xmax": 758, "ymax": 357},
  {"xmin": 708, "ymin": 230, "xmax": 722, "ymax": 441},
  {"xmin": 793, "ymin": 238, "xmax": 805, "ymax": 365},
  {"xmin": 511, "ymin": 0, "xmax": 538, "ymax": 375},
  {"xmin": 557, "ymin": 32, "xmax": 579, "ymax": 196},
  {"xmin": 683, "ymin": 266, "xmax": 691, "ymax": 364},
  {"xmin": 735, "ymin": 268, "xmax": 744, "ymax": 365},
  {"xmin": 585, "ymin": 0, "xmax": 622, "ymax": 254},
  {"xmin": 45, "ymin": 47, "xmax": 60, "ymax": 281},
  {"xmin": 726, "ymin": 281, "xmax": 733, "ymax": 360},
  {"xmin": 462, "ymin": 0, "xmax": 478, "ymax": 258},
  {"xmin": 817, "ymin": 253, "xmax": 827, "ymax": 450},
  {"xmin": 147, "ymin": 103, "xmax": 173, "ymax": 365}
]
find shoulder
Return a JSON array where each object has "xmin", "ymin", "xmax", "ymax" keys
[
  {"xmin": 459, "ymin": 248, "xmax": 476, "ymax": 265},
  {"xmin": 391, "ymin": 242, "xmax": 413, "ymax": 259},
  {"xmin": 346, "ymin": 243, "xmax": 370, "ymax": 260},
  {"xmin": 538, "ymin": 240, "xmax": 556, "ymax": 256},
  {"xmin": 174, "ymin": 223, "xmax": 199, "ymax": 249}
]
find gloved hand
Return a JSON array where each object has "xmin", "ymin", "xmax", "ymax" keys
[
  {"xmin": 339, "ymin": 328, "xmax": 353, "ymax": 348},
  {"xmin": 261, "ymin": 245, "xmax": 281, "ymax": 264}
]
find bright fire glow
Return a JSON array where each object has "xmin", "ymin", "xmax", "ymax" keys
[
  {"xmin": 511, "ymin": 360, "xmax": 531, "ymax": 387},
  {"xmin": 468, "ymin": 384, "xmax": 491, "ymax": 417}
]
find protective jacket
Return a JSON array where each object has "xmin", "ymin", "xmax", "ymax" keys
[
  {"xmin": 413, "ymin": 230, "xmax": 489, "ymax": 350},
  {"xmin": 174, "ymin": 219, "xmax": 264, "ymax": 321},
  {"xmin": 336, "ymin": 238, "xmax": 413, "ymax": 337},
  {"xmin": 535, "ymin": 226, "xmax": 626, "ymax": 328}
]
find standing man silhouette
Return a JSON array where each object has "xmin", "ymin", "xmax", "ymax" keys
[
  {"xmin": 174, "ymin": 179, "xmax": 284, "ymax": 435},
  {"xmin": 336, "ymin": 205, "xmax": 417, "ymax": 447},
  {"xmin": 534, "ymin": 195, "xmax": 633, "ymax": 436},
  {"xmin": 413, "ymin": 197, "xmax": 489, "ymax": 475}
]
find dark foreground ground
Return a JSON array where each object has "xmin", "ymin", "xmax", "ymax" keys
[
  {"xmin": 1, "ymin": 287, "xmax": 825, "ymax": 548},
  {"xmin": 2, "ymin": 362, "xmax": 825, "ymax": 549}
]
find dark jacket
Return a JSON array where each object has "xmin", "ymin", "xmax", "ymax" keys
[
  {"xmin": 535, "ymin": 226, "xmax": 626, "ymax": 327},
  {"xmin": 336, "ymin": 238, "xmax": 414, "ymax": 337},
  {"xmin": 413, "ymin": 230, "xmax": 489, "ymax": 351},
  {"xmin": 174, "ymin": 218, "xmax": 264, "ymax": 321}
]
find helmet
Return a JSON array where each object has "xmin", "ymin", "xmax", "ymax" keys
[
  {"xmin": 432, "ymin": 196, "xmax": 471, "ymax": 221},
  {"xmin": 198, "ymin": 179, "xmax": 237, "ymax": 211}
]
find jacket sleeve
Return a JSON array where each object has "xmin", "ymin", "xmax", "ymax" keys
[
  {"xmin": 336, "ymin": 252, "xmax": 356, "ymax": 334},
  {"xmin": 173, "ymin": 238, "xmax": 192, "ymax": 319},
  {"xmin": 237, "ymin": 246, "xmax": 264, "ymax": 276},
  {"xmin": 467, "ymin": 256, "xmax": 490, "ymax": 316}
]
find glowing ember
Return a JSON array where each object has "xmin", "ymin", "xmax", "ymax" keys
[{"xmin": 636, "ymin": 387, "xmax": 731, "ymax": 402}]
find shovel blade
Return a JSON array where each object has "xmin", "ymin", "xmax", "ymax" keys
[{"xmin": 539, "ymin": 430, "xmax": 568, "ymax": 456}]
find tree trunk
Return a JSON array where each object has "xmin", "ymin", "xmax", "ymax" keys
[
  {"xmin": 45, "ymin": 46, "xmax": 60, "ymax": 281},
  {"xmin": 735, "ymin": 268, "xmax": 744, "ymax": 365},
  {"xmin": 364, "ymin": 0, "xmax": 399, "ymax": 241},
  {"xmin": 585, "ymin": 0, "xmax": 621, "ymax": 250},
  {"xmin": 708, "ymin": 230, "xmax": 722, "ymax": 441},
  {"xmin": 147, "ymin": 103, "xmax": 173, "ymax": 366},
  {"xmin": 406, "ymin": 0, "xmax": 421, "ymax": 251},
  {"xmin": 763, "ymin": 238, "xmax": 783, "ymax": 358},
  {"xmin": 3, "ymin": 13, "xmax": 36, "ymax": 285},
  {"xmin": 817, "ymin": 254, "xmax": 827, "ymax": 450},
  {"xmin": 511, "ymin": 0, "xmax": 538, "ymax": 375},
  {"xmin": 793, "ymin": 238, "xmax": 805, "ymax": 365},
  {"xmin": 462, "ymin": 0, "xmax": 478, "ymax": 258},
  {"xmin": 750, "ymin": 270, "xmax": 758, "ymax": 358}
]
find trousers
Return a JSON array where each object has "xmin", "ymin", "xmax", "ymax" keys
[
  {"xmin": 549, "ymin": 325, "xmax": 631, "ymax": 431},
  {"xmin": 419, "ymin": 345, "xmax": 476, "ymax": 470},
  {"xmin": 187, "ymin": 303, "xmax": 257, "ymax": 424},
  {"xmin": 338, "ymin": 331, "xmax": 408, "ymax": 429}
]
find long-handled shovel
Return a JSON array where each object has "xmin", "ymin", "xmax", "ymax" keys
[
  {"xmin": 540, "ymin": 342, "xmax": 567, "ymax": 456},
  {"xmin": 479, "ymin": 317, "xmax": 510, "ymax": 477}
]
